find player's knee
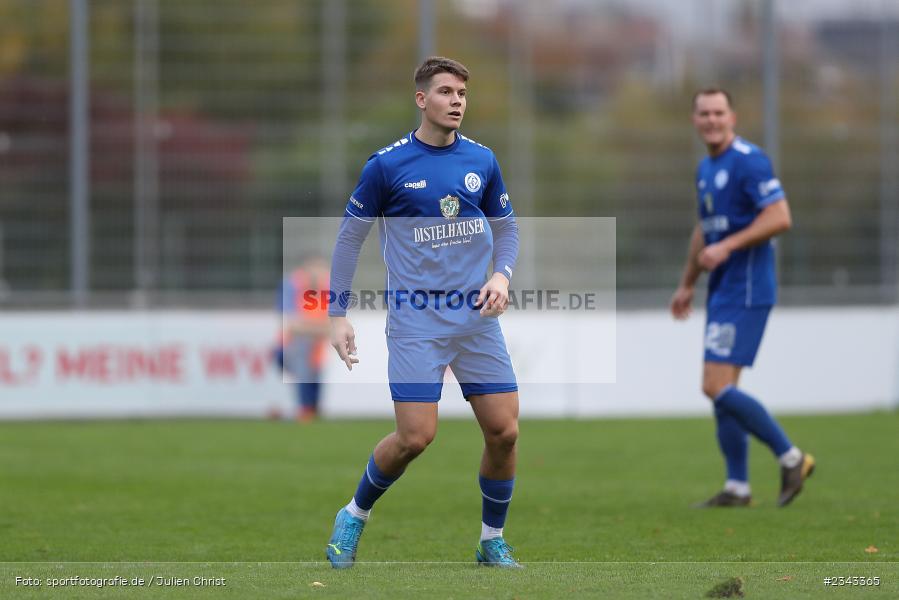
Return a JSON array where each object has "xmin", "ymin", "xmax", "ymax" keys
[
  {"xmin": 702, "ymin": 379, "xmax": 727, "ymax": 400},
  {"xmin": 397, "ymin": 430, "xmax": 435, "ymax": 458},
  {"xmin": 485, "ymin": 423, "xmax": 518, "ymax": 450}
]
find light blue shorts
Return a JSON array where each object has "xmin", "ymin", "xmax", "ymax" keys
[{"xmin": 387, "ymin": 329, "xmax": 518, "ymax": 402}]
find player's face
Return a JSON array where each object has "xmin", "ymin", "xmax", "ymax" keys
[
  {"xmin": 692, "ymin": 93, "xmax": 736, "ymax": 152},
  {"xmin": 416, "ymin": 72, "xmax": 467, "ymax": 132}
]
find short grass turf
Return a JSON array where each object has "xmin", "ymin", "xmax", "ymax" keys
[{"xmin": 0, "ymin": 412, "xmax": 896, "ymax": 599}]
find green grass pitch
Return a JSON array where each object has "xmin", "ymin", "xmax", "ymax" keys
[{"xmin": 1, "ymin": 412, "xmax": 896, "ymax": 598}]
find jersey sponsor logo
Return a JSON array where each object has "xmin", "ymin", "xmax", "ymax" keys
[
  {"xmin": 404, "ymin": 180, "xmax": 427, "ymax": 189},
  {"xmin": 705, "ymin": 321, "xmax": 736, "ymax": 357},
  {"xmin": 714, "ymin": 169, "xmax": 729, "ymax": 189},
  {"xmin": 464, "ymin": 172, "xmax": 482, "ymax": 193},
  {"xmin": 758, "ymin": 178, "xmax": 782, "ymax": 197},
  {"xmin": 701, "ymin": 215, "xmax": 729, "ymax": 233},
  {"xmin": 439, "ymin": 194, "xmax": 460, "ymax": 219},
  {"xmin": 703, "ymin": 192, "xmax": 714, "ymax": 214},
  {"xmin": 499, "ymin": 193, "xmax": 509, "ymax": 209},
  {"xmin": 349, "ymin": 196, "xmax": 364, "ymax": 209},
  {"xmin": 413, "ymin": 218, "xmax": 486, "ymax": 243}
]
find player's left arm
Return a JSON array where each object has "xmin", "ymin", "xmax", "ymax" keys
[
  {"xmin": 478, "ymin": 154, "xmax": 518, "ymax": 317},
  {"xmin": 698, "ymin": 152, "xmax": 792, "ymax": 271}
]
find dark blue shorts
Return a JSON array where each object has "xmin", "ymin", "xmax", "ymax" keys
[
  {"xmin": 387, "ymin": 329, "xmax": 518, "ymax": 402},
  {"xmin": 704, "ymin": 305, "xmax": 772, "ymax": 367}
]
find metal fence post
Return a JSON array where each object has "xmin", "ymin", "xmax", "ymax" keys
[
  {"xmin": 134, "ymin": 0, "xmax": 160, "ymax": 307},
  {"xmin": 880, "ymin": 5, "xmax": 898, "ymax": 302},
  {"xmin": 320, "ymin": 0, "xmax": 347, "ymax": 218},
  {"xmin": 70, "ymin": 0, "xmax": 90, "ymax": 308}
]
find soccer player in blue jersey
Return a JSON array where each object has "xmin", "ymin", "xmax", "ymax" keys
[
  {"xmin": 671, "ymin": 88, "xmax": 815, "ymax": 508},
  {"xmin": 324, "ymin": 57, "xmax": 522, "ymax": 567}
]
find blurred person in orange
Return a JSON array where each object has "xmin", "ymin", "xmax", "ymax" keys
[{"xmin": 274, "ymin": 255, "xmax": 331, "ymax": 422}]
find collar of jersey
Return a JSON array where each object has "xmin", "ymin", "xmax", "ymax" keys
[
  {"xmin": 710, "ymin": 136, "xmax": 741, "ymax": 161},
  {"xmin": 409, "ymin": 129, "xmax": 461, "ymax": 155}
]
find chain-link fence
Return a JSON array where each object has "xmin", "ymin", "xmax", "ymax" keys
[{"xmin": 0, "ymin": 0, "xmax": 896, "ymax": 308}]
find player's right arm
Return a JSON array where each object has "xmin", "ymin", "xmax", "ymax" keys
[
  {"xmin": 329, "ymin": 156, "xmax": 385, "ymax": 370},
  {"xmin": 670, "ymin": 223, "xmax": 704, "ymax": 320}
]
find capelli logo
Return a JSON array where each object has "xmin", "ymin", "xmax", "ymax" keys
[
  {"xmin": 404, "ymin": 180, "xmax": 427, "ymax": 189},
  {"xmin": 758, "ymin": 178, "xmax": 781, "ymax": 196}
]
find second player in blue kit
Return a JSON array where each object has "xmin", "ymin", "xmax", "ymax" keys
[
  {"xmin": 325, "ymin": 57, "xmax": 522, "ymax": 568},
  {"xmin": 671, "ymin": 88, "xmax": 815, "ymax": 508}
]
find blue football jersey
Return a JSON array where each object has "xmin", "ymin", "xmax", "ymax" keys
[
  {"xmin": 696, "ymin": 136, "xmax": 785, "ymax": 308},
  {"xmin": 344, "ymin": 131, "xmax": 515, "ymax": 337}
]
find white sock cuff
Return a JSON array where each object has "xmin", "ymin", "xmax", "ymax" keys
[
  {"xmin": 724, "ymin": 479, "xmax": 751, "ymax": 497},
  {"xmin": 778, "ymin": 446, "xmax": 802, "ymax": 468},
  {"xmin": 346, "ymin": 498, "xmax": 371, "ymax": 521},
  {"xmin": 480, "ymin": 522, "xmax": 503, "ymax": 541}
]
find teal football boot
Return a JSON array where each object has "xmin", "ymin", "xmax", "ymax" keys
[
  {"xmin": 476, "ymin": 537, "xmax": 523, "ymax": 568},
  {"xmin": 325, "ymin": 508, "xmax": 365, "ymax": 569}
]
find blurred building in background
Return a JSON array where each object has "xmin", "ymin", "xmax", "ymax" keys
[{"xmin": 0, "ymin": 0, "xmax": 897, "ymax": 309}]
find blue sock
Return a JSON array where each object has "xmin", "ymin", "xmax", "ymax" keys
[
  {"xmin": 479, "ymin": 476, "xmax": 515, "ymax": 529},
  {"xmin": 714, "ymin": 401, "xmax": 749, "ymax": 482},
  {"xmin": 716, "ymin": 386, "xmax": 792, "ymax": 457},
  {"xmin": 353, "ymin": 455, "xmax": 400, "ymax": 510}
]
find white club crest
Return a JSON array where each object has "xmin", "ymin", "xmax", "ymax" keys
[
  {"xmin": 714, "ymin": 169, "xmax": 729, "ymax": 190},
  {"xmin": 464, "ymin": 172, "xmax": 481, "ymax": 193}
]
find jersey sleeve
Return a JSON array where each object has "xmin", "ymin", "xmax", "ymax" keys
[
  {"xmin": 481, "ymin": 153, "xmax": 513, "ymax": 219},
  {"xmin": 740, "ymin": 151, "xmax": 785, "ymax": 209},
  {"xmin": 328, "ymin": 215, "xmax": 374, "ymax": 317},
  {"xmin": 480, "ymin": 153, "xmax": 518, "ymax": 280},
  {"xmin": 344, "ymin": 155, "xmax": 386, "ymax": 220},
  {"xmin": 330, "ymin": 156, "xmax": 383, "ymax": 316}
]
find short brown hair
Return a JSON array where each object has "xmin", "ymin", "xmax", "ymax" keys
[
  {"xmin": 414, "ymin": 56, "xmax": 469, "ymax": 90},
  {"xmin": 692, "ymin": 87, "xmax": 733, "ymax": 110}
]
